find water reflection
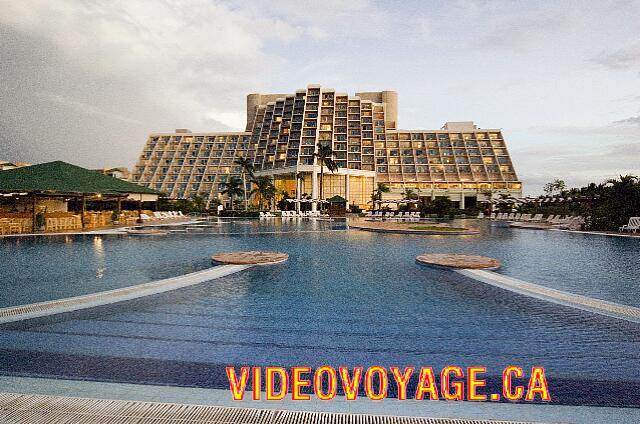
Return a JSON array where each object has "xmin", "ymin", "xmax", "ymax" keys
[{"xmin": 93, "ymin": 235, "xmax": 105, "ymax": 279}]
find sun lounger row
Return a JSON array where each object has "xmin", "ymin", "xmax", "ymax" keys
[
  {"xmin": 619, "ymin": 217, "xmax": 640, "ymax": 233},
  {"xmin": 488, "ymin": 213, "xmax": 585, "ymax": 226},
  {"xmin": 152, "ymin": 211, "xmax": 185, "ymax": 219},
  {"xmin": 365, "ymin": 211, "xmax": 421, "ymax": 220},
  {"xmin": 489, "ymin": 213, "xmax": 545, "ymax": 221},
  {"xmin": 279, "ymin": 210, "xmax": 323, "ymax": 218}
]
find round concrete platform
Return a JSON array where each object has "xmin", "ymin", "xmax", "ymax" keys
[
  {"xmin": 350, "ymin": 221, "xmax": 479, "ymax": 235},
  {"xmin": 416, "ymin": 253, "xmax": 501, "ymax": 270},
  {"xmin": 211, "ymin": 251, "xmax": 289, "ymax": 265}
]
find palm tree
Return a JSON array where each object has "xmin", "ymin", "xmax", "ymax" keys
[
  {"xmin": 372, "ymin": 182, "xmax": 390, "ymax": 212},
  {"xmin": 402, "ymin": 188, "xmax": 418, "ymax": 200},
  {"xmin": 295, "ymin": 172, "xmax": 305, "ymax": 212},
  {"xmin": 402, "ymin": 188, "xmax": 419, "ymax": 211},
  {"xmin": 220, "ymin": 177, "xmax": 244, "ymax": 211},
  {"xmin": 313, "ymin": 143, "xmax": 338, "ymax": 201},
  {"xmin": 190, "ymin": 194, "xmax": 206, "ymax": 214},
  {"xmin": 250, "ymin": 176, "xmax": 276, "ymax": 210},
  {"xmin": 234, "ymin": 157, "xmax": 254, "ymax": 211}
]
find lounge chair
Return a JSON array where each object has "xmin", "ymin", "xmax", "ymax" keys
[
  {"xmin": 489, "ymin": 213, "xmax": 496, "ymax": 219},
  {"xmin": 530, "ymin": 214, "xmax": 544, "ymax": 222},
  {"xmin": 153, "ymin": 212, "xmax": 164, "ymax": 219},
  {"xmin": 477, "ymin": 212, "xmax": 485, "ymax": 219},
  {"xmin": 139, "ymin": 213, "xmax": 152, "ymax": 221},
  {"xmin": 545, "ymin": 215, "xmax": 556, "ymax": 223},
  {"xmin": 513, "ymin": 213, "xmax": 521, "ymax": 221},
  {"xmin": 365, "ymin": 211, "xmax": 373, "ymax": 217},
  {"xmin": 507, "ymin": 213, "xmax": 515, "ymax": 220},
  {"xmin": 619, "ymin": 217, "xmax": 640, "ymax": 233}
]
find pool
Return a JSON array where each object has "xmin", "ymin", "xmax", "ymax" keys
[{"xmin": 0, "ymin": 218, "xmax": 639, "ymax": 408}]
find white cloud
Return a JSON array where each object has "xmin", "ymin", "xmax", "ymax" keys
[
  {"xmin": 0, "ymin": 0, "xmax": 638, "ymax": 188},
  {"xmin": 592, "ymin": 43, "xmax": 640, "ymax": 70}
]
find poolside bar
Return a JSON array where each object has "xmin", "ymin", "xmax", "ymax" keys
[{"xmin": 0, "ymin": 161, "xmax": 159, "ymax": 234}]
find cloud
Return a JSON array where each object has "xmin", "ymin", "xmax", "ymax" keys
[
  {"xmin": 37, "ymin": 92, "xmax": 143, "ymax": 125},
  {"xmin": 591, "ymin": 43, "xmax": 640, "ymax": 70},
  {"xmin": 611, "ymin": 116, "xmax": 640, "ymax": 126},
  {"xmin": 0, "ymin": 0, "xmax": 298, "ymax": 167},
  {"xmin": 510, "ymin": 126, "xmax": 640, "ymax": 195}
]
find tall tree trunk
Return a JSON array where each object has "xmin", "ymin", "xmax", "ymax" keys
[
  {"xmin": 242, "ymin": 172, "xmax": 248, "ymax": 211},
  {"xmin": 319, "ymin": 163, "xmax": 324, "ymax": 200}
]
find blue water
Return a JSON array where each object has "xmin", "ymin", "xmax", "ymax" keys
[{"xmin": 0, "ymin": 219, "xmax": 639, "ymax": 407}]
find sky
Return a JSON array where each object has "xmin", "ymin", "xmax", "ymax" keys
[{"xmin": 0, "ymin": 0, "xmax": 638, "ymax": 195}]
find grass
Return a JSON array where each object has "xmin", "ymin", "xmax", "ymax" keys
[{"xmin": 407, "ymin": 225, "xmax": 468, "ymax": 231}]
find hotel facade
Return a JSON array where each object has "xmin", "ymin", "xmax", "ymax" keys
[{"xmin": 132, "ymin": 85, "xmax": 521, "ymax": 210}]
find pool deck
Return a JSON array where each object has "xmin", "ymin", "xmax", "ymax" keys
[
  {"xmin": 4, "ymin": 376, "xmax": 640, "ymax": 424},
  {"xmin": 0, "ymin": 218, "xmax": 202, "ymax": 238},
  {"xmin": 0, "ymin": 391, "xmax": 567, "ymax": 424}
]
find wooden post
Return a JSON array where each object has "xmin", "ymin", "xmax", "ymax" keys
[
  {"xmin": 31, "ymin": 193, "xmax": 37, "ymax": 232},
  {"xmin": 81, "ymin": 195, "xmax": 86, "ymax": 229},
  {"xmin": 137, "ymin": 193, "xmax": 143, "ymax": 223}
]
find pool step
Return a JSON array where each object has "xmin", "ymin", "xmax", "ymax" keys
[
  {"xmin": 0, "ymin": 392, "xmax": 566, "ymax": 424},
  {"xmin": 0, "ymin": 265, "xmax": 251, "ymax": 324}
]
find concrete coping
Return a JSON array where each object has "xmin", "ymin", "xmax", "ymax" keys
[
  {"xmin": 211, "ymin": 251, "xmax": 289, "ymax": 265},
  {"xmin": 126, "ymin": 228, "xmax": 169, "ymax": 236},
  {"xmin": 416, "ymin": 253, "xmax": 501, "ymax": 270}
]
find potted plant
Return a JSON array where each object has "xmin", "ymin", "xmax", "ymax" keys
[
  {"xmin": 35, "ymin": 211, "xmax": 46, "ymax": 232},
  {"xmin": 111, "ymin": 209, "xmax": 121, "ymax": 225}
]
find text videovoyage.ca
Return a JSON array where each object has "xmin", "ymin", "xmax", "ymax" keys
[{"xmin": 226, "ymin": 365, "xmax": 550, "ymax": 402}]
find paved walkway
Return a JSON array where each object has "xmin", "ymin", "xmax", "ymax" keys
[
  {"xmin": 457, "ymin": 269, "xmax": 640, "ymax": 324},
  {"xmin": 0, "ymin": 392, "xmax": 564, "ymax": 424},
  {"xmin": 0, "ymin": 264, "xmax": 251, "ymax": 324}
]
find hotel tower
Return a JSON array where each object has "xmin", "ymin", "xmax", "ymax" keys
[{"xmin": 132, "ymin": 85, "xmax": 522, "ymax": 210}]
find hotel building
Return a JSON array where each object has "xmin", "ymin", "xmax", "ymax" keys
[{"xmin": 132, "ymin": 85, "xmax": 521, "ymax": 210}]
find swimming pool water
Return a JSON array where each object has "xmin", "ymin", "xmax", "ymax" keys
[{"xmin": 0, "ymin": 219, "xmax": 639, "ymax": 407}]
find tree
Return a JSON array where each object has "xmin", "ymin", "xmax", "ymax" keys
[
  {"xmin": 190, "ymin": 194, "xmax": 206, "ymax": 213},
  {"xmin": 313, "ymin": 143, "xmax": 338, "ymax": 201},
  {"xmin": 220, "ymin": 177, "xmax": 244, "ymax": 211},
  {"xmin": 432, "ymin": 197, "xmax": 453, "ymax": 218},
  {"xmin": 250, "ymin": 176, "xmax": 276, "ymax": 210},
  {"xmin": 544, "ymin": 179, "xmax": 566, "ymax": 196},
  {"xmin": 277, "ymin": 190, "xmax": 292, "ymax": 211},
  {"xmin": 402, "ymin": 188, "xmax": 418, "ymax": 199},
  {"xmin": 554, "ymin": 179, "xmax": 566, "ymax": 194},
  {"xmin": 234, "ymin": 157, "xmax": 254, "ymax": 211},
  {"xmin": 372, "ymin": 182, "xmax": 390, "ymax": 212}
]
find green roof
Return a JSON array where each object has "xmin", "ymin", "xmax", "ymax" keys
[
  {"xmin": 327, "ymin": 195, "xmax": 347, "ymax": 203},
  {"xmin": 0, "ymin": 161, "xmax": 157, "ymax": 195}
]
